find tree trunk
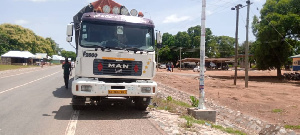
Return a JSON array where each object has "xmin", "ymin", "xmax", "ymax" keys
[{"xmin": 277, "ymin": 67, "xmax": 281, "ymax": 78}]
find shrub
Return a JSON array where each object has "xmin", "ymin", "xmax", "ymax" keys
[{"xmin": 190, "ymin": 96, "xmax": 199, "ymax": 107}]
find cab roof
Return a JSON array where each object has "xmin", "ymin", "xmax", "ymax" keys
[{"xmin": 81, "ymin": 12, "xmax": 154, "ymax": 27}]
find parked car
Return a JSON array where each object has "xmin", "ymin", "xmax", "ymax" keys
[
  {"xmin": 193, "ymin": 66, "xmax": 206, "ymax": 72},
  {"xmin": 221, "ymin": 64, "xmax": 229, "ymax": 70},
  {"xmin": 206, "ymin": 62, "xmax": 217, "ymax": 69},
  {"xmin": 159, "ymin": 64, "xmax": 167, "ymax": 69}
]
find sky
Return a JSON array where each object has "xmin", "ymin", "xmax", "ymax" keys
[{"xmin": 0, "ymin": 0, "xmax": 266, "ymax": 52}]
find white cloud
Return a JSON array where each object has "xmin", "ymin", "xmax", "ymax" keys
[
  {"xmin": 162, "ymin": 14, "xmax": 191, "ymax": 24},
  {"xmin": 15, "ymin": 20, "xmax": 29, "ymax": 25}
]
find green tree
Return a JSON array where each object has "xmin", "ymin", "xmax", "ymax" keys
[
  {"xmin": 214, "ymin": 36, "xmax": 235, "ymax": 58},
  {"xmin": 0, "ymin": 23, "xmax": 60, "ymax": 56},
  {"xmin": 61, "ymin": 50, "xmax": 76, "ymax": 61},
  {"xmin": 159, "ymin": 25, "xmax": 233, "ymax": 65},
  {"xmin": 252, "ymin": 0, "xmax": 300, "ymax": 77},
  {"xmin": 162, "ymin": 33, "xmax": 175, "ymax": 46},
  {"xmin": 175, "ymin": 31, "xmax": 191, "ymax": 48},
  {"xmin": 206, "ymin": 36, "xmax": 220, "ymax": 58},
  {"xmin": 46, "ymin": 37, "xmax": 60, "ymax": 56}
]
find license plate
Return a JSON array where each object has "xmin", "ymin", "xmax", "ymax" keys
[{"xmin": 108, "ymin": 90, "xmax": 127, "ymax": 94}]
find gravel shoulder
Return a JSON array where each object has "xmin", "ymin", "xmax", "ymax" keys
[{"xmin": 153, "ymin": 68, "xmax": 299, "ymax": 135}]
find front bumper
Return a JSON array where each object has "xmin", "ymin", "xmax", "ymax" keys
[{"xmin": 72, "ymin": 78, "xmax": 157, "ymax": 97}]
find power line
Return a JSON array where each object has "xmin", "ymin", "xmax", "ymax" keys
[
  {"xmin": 163, "ymin": 1, "xmax": 234, "ymax": 31},
  {"xmin": 159, "ymin": 0, "xmax": 252, "ymax": 38},
  {"xmin": 239, "ymin": 11, "xmax": 247, "ymax": 26},
  {"xmin": 251, "ymin": 2, "xmax": 293, "ymax": 48}
]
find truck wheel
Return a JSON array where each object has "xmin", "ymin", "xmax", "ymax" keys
[
  {"xmin": 72, "ymin": 96, "xmax": 85, "ymax": 110},
  {"xmin": 135, "ymin": 97, "xmax": 150, "ymax": 110}
]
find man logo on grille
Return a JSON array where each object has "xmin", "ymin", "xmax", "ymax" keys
[{"xmin": 108, "ymin": 63, "xmax": 129, "ymax": 69}]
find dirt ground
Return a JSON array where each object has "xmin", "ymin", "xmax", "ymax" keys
[{"xmin": 153, "ymin": 68, "xmax": 300, "ymax": 130}]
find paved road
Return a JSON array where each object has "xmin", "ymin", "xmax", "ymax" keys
[{"xmin": 0, "ymin": 65, "xmax": 163, "ymax": 135}]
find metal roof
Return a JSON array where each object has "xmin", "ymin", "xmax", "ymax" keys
[
  {"xmin": 35, "ymin": 53, "xmax": 47, "ymax": 59},
  {"xmin": 52, "ymin": 55, "xmax": 65, "ymax": 60},
  {"xmin": 290, "ymin": 54, "xmax": 300, "ymax": 58},
  {"xmin": 1, "ymin": 51, "xmax": 35, "ymax": 58}
]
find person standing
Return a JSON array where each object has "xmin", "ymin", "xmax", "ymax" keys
[
  {"xmin": 62, "ymin": 58, "xmax": 72, "ymax": 89},
  {"xmin": 71, "ymin": 61, "xmax": 75, "ymax": 69}
]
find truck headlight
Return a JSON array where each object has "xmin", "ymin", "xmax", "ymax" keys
[
  {"xmin": 141, "ymin": 87, "xmax": 151, "ymax": 93},
  {"xmin": 81, "ymin": 85, "xmax": 92, "ymax": 92},
  {"xmin": 121, "ymin": 7, "xmax": 128, "ymax": 15}
]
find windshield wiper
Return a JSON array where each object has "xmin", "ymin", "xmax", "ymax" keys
[
  {"xmin": 107, "ymin": 46, "xmax": 124, "ymax": 50},
  {"xmin": 85, "ymin": 44, "xmax": 107, "ymax": 51},
  {"xmin": 125, "ymin": 47, "xmax": 155, "ymax": 53},
  {"xmin": 125, "ymin": 47, "xmax": 143, "ymax": 53},
  {"xmin": 145, "ymin": 49, "xmax": 155, "ymax": 52}
]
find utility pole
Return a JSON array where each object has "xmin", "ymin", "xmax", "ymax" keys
[
  {"xmin": 156, "ymin": 31, "xmax": 158, "ymax": 71},
  {"xmin": 156, "ymin": 31, "xmax": 162, "ymax": 72},
  {"xmin": 157, "ymin": 47, "xmax": 159, "ymax": 71},
  {"xmin": 245, "ymin": 0, "xmax": 251, "ymax": 88},
  {"xmin": 198, "ymin": 0, "xmax": 206, "ymax": 109},
  {"xmin": 188, "ymin": 0, "xmax": 216, "ymax": 123},
  {"xmin": 232, "ymin": 4, "xmax": 242, "ymax": 85},
  {"xmin": 180, "ymin": 47, "xmax": 182, "ymax": 72}
]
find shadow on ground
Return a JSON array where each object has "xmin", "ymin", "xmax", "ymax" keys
[
  {"xmin": 53, "ymin": 101, "xmax": 149, "ymax": 120},
  {"xmin": 52, "ymin": 78, "xmax": 74, "ymax": 98}
]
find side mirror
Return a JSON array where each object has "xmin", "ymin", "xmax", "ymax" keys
[
  {"xmin": 66, "ymin": 24, "xmax": 73, "ymax": 36},
  {"xmin": 66, "ymin": 36, "xmax": 72, "ymax": 42},
  {"xmin": 66, "ymin": 24, "xmax": 73, "ymax": 42}
]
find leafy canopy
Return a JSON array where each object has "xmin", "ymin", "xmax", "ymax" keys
[
  {"xmin": 158, "ymin": 25, "xmax": 235, "ymax": 65},
  {"xmin": 0, "ymin": 23, "xmax": 62, "ymax": 56},
  {"xmin": 252, "ymin": 0, "xmax": 300, "ymax": 76}
]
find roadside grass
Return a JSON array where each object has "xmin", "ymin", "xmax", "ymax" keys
[
  {"xmin": 182, "ymin": 115, "xmax": 247, "ymax": 135},
  {"xmin": 150, "ymin": 96, "xmax": 192, "ymax": 113},
  {"xmin": 0, "ymin": 65, "xmax": 37, "ymax": 71},
  {"xmin": 150, "ymin": 96, "xmax": 246, "ymax": 135},
  {"xmin": 284, "ymin": 125, "xmax": 300, "ymax": 130},
  {"xmin": 271, "ymin": 109, "xmax": 283, "ymax": 113}
]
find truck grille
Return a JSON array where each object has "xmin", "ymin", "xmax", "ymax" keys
[{"xmin": 93, "ymin": 59, "xmax": 143, "ymax": 76}]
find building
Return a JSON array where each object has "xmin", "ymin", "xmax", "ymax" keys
[
  {"xmin": 290, "ymin": 54, "xmax": 300, "ymax": 71},
  {"xmin": 35, "ymin": 53, "xmax": 47, "ymax": 59},
  {"xmin": 1, "ymin": 51, "xmax": 35, "ymax": 65},
  {"xmin": 51, "ymin": 55, "xmax": 65, "ymax": 64},
  {"xmin": 34, "ymin": 53, "xmax": 48, "ymax": 64},
  {"xmin": 178, "ymin": 57, "xmax": 234, "ymax": 69}
]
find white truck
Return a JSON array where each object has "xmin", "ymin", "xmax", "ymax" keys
[{"xmin": 66, "ymin": 0, "xmax": 157, "ymax": 110}]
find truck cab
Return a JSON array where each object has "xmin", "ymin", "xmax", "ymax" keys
[{"xmin": 66, "ymin": 4, "xmax": 157, "ymax": 110}]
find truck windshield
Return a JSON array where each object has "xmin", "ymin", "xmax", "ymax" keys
[{"xmin": 79, "ymin": 22, "xmax": 154, "ymax": 51}]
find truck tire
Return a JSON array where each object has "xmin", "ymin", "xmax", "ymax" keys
[
  {"xmin": 72, "ymin": 96, "xmax": 85, "ymax": 110},
  {"xmin": 135, "ymin": 97, "xmax": 150, "ymax": 110}
]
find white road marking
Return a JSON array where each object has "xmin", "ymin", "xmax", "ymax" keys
[
  {"xmin": 0, "ymin": 71, "xmax": 36, "ymax": 79},
  {"xmin": 0, "ymin": 71, "xmax": 61, "ymax": 95},
  {"xmin": 65, "ymin": 110, "xmax": 80, "ymax": 135},
  {"xmin": 0, "ymin": 66, "xmax": 58, "ymax": 79}
]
